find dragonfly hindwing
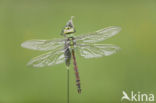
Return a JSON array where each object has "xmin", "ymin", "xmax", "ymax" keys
[
  {"xmin": 27, "ymin": 48, "xmax": 65, "ymax": 67},
  {"xmin": 78, "ymin": 44, "xmax": 120, "ymax": 59}
]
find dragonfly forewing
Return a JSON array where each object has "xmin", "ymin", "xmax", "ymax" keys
[
  {"xmin": 75, "ymin": 26, "xmax": 121, "ymax": 44},
  {"xmin": 21, "ymin": 38, "xmax": 65, "ymax": 51}
]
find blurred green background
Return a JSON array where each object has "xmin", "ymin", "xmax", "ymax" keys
[{"xmin": 0, "ymin": 0, "xmax": 156, "ymax": 103}]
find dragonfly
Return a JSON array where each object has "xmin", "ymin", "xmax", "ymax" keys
[{"xmin": 21, "ymin": 16, "xmax": 121, "ymax": 94}]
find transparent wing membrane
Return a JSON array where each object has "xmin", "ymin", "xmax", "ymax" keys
[
  {"xmin": 21, "ymin": 26, "xmax": 121, "ymax": 67},
  {"xmin": 76, "ymin": 26, "xmax": 121, "ymax": 43},
  {"xmin": 77, "ymin": 44, "xmax": 120, "ymax": 59},
  {"xmin": 27, "ymin": 47, "xmax": 65, "ymax": 67},
  {"xmin": 21, "ymin": 39, "xmax": 65, "ymax": 51}
]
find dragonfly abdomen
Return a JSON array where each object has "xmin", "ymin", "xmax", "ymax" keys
[
  {"xmin": 71, "ymin": 49, "xmax": 81, "ymax": 94},
  {"xmin": 65, "ymin": 37, "xmax": 81, "ymax": 93}
]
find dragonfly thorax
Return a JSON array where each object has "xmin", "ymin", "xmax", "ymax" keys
[
  {"xmin": 66, "ymin": 33, "xmax": 75, "ymax": 38},
  {"xmin": 66, "ymin": 37, "xmax": 76, "ymax": 47}
]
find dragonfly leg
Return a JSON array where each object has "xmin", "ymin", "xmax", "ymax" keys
[{"xmin": 65, "ymin": 48, "xmax": 71, "ymax": 67}]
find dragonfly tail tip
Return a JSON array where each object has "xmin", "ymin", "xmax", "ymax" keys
[{"xmin": 78, "ymin": 89, "xmax": 81, "ymax": 94}]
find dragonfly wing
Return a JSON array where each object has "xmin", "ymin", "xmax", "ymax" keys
[
  {"xmin": 21, "ymin": 38, "xmax": 65, "ymax": 51},
  {"xmin": 27, "ymin": 48, "xmax": 65, "ymax": 67},
  {"xmin": 77, "ymin": 44, "xmax": 120, "ymax": 59},
  {"xmin": 76, "ymin": 26, "xmax": 121, "ymax": 43}
]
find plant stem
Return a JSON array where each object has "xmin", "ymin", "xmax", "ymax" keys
[{"xmin": 67, "ymin": 67, "xmax": 69, "ymax": 103}]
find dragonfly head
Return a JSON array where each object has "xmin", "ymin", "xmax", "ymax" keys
[{"xmin": 61, "ymin": 16, "xmax": 76, "ymax": 36}]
